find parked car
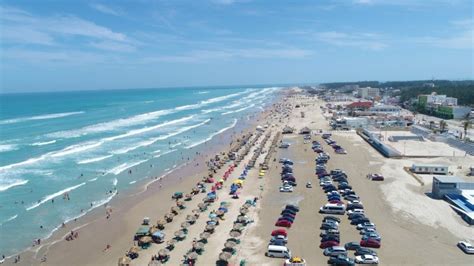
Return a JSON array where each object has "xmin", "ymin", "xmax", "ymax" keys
[
  {"xmin": 271, "ymin": 228, "xmax": 287, "ymax": 237},
  {"xmin": 367, "ymin": 173, "xmax": 384, "ymax": 181},
  {"xmin": 351, "ymin": 217, "xmax": 370, "ymax": 225},
  {"xmin": 320, "ymin": 229, "xmax": 340, "ymax": 237},
  {"xmin": 347, "ymin": 203, "xmax": 364, "ymax": 211},
  {"xmin": 327, "ymin": 255, "xmax": 356, "ymax": 266},
  {"xmin": 354, "ymin": 247, "xmax": 377, "ymax": 256},
  {"xmin": 306, "ymin": 182, "xmax": 312, "ymax": 188},
  {"xmin": 355, "ymin": 254, "xmax": 379, "ymax": 264},
  {"xmin": 344, "ymin": 242, "xmax": 361, "ymax": 251},
  {"xmin": 360, "ymin": 239, "xmax": 381, "ymax": 248},
  {"xmin": 360, "ymin": 228, "xmax": 378, "ymax": 235},
  {"xmin": 285, "ymin": 204, "xmax": 300, "ymax": 212},
  {"xmin": 280, "ymin": 185, "xmax": 294, "ymax": 192},
  {"xmin": 320, "ymin": 223, "xmax": 339, "ymax": 230},
  {"xmin": 356, "ymin": 223, "xmax": 376, "ymax": 230},
  {"xmin": 323, "ymin": 216, "xmax": 341, "ymax": 223},
  {"xmin": 275, "ymin": 220, "xmax": 292, "ymax": 228},
  {"xmin": 323, "ymin": 246, "xmax": 347, "ymax": 257},
  {"xmin": 362, "ymin": 233, "xmax": 381, "ymax": 242},
  {"xmin": 347, "ymin": 209, "xmax": 365, "ymax": 215},
  {"xmin": 270, "ymin": 238, "xmax": 286, "ymax": 246},
  {"xmin": 270, "ymin": 234, "xmax": 288, "ymax": 243},
  {"xmin": 278, "ymin": 216, "xmax": 295, "ymax": 223},
  {"xmin": 457, "ymin": 241, "xmax": 474, "ymax": 254},
  {"xmin": 320, "ymin": 240, "xmax": 340, "ymax": 249},
  {"xmin": 321, "ymin": 235, "xmax": 340, "ymax": 243}
]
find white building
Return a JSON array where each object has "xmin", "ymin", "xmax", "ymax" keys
[
  {"xmin": 426, "ymin": 92, "xmax": 458, "ymax": 106},
  {"xmin": 411, "ymin": 164, "xmax": 448, "ymax": 175},
  {"xmin": 368, "ymin": 104, "xmax": 401, "ymax": 114},
  {"xmin": 357, "ymin": 87, "xmax": 380, "ymax": 99}
]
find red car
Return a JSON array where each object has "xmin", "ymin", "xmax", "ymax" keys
[
  {"xmin": 275, "ymin": 220, "xmax": 292, "ymax": 228},
  {"xmin": 319, "ymin": 240, "xmax": 339, "ymax": 249},
  {"xmin": 360, "ymin": 238, "xmax": 381, "ymax": 248},
  {"xmin": 329, "ymin": 199, "xmax": 343, "ymax": 204},
  {"xmin": 271, "ymin": 229, "xmax": 287, "ymax": 237}
]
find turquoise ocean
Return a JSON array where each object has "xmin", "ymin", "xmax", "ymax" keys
[{"xmin": 0, "ymin": 86, "xmax": 280, "ymax": 256}]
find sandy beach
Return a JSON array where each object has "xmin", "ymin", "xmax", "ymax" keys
[{"xmin": 7, "ymin": 90, "xmax": 473, "ymax": 266}]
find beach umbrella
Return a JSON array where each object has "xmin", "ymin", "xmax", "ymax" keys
[
  {"xmin": 215, "ymin": 210, "xmax": 225, "ymax": 216},
  {"xmin": 229, "ymin": 230, "xmax": 241, "ymax": 237},
  {"xmin": 174, "ymin": 230, "xmax": 186, "ymax": 238},
  {"xmin": 219, "ymin": 252, "xmax": 232, "ymax": 261},
  {"xmin": 232, "ymin": 224, "xmax": 244, "ymax": 231},
  {"xmin": 199, "ymin": 232, "xmax": 211, "ymax": 239},
  {"xmin": 186, "ymin": 252, "xmax": 199, "ymax": 260},
  {"xmin": 186, "ymin": 216, "xmax": 197, "ymax": 223},
  {"xmin": 118, "ymin": 256, "xmax": 131, "ymax": 266},
  {"xmin": 171, "ymin": 206, "xmax": 179, "ymax": 213},
  {"xmin": 158, "ymin": 248, "xmax": 170, "ymax": 257},
  {"xmin": 193, "ymin": 241, "xmax": 204, "ymax": 250},
  {"xmin": 209, "ymin": 213, "xmax": 217, "ymax": 219},
  {"xmin": 236, "ymin": 216, "xmax": 247, "ymax": 222},
  {"xmin": 149, "ymin": 226, "xmax": 158, "ymax": 234},
  {"xmin": 176, "ymin": 201, "xmax": 184, "ymax": 206},
  {"xmin": 222, "ymin": 246, "xmax": 235, "ymax": 253},
  {"xmin": 157, "ymin": 219, "xmax": 166, "ymax": 226},
  {"xmin": 239, "ymin": 208, "xmax": 249, "ymax": 214},
  {"xmin": 243, "ymin": 203, "xmax": 252, "ymax": 209},
  {"xmin": 129, "ymin": 246, "xmax": 139, "ymax": 253},
  {"xmin": 227, "ymin": 238, "xmax": 240, "ymax": 244},
  {"xmin": 181, "ymin": 222, "xmax": 191, "ymax": 229},
  {"xmin": 140, "ymin": 236, "xmax": 152, "ymax": 244},
  {"xmin": 166, "ymin": 239, "xmax": 176, "ymax": 246},
  {"xmin": 198, "ymin": 203, "xmax": 206, "ymax": 209},
  {"xmin": 224, "ymin": 241, "xmax": 237, "ymax": 248},
  {"xmin": 205, "ymin": 224, "xmax": 216, "ymax": 232}
]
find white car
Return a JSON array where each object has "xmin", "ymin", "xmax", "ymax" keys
[
  {"xmin": 357, "ymin": 222, "xmax": 376, "ymax": 230},
  {"xmin": 347, "ymin": 209, "xmax": 365, "ymax": 215},
  {"xmin": 280, "ymin": 185, "xmax": 294, "ymax": 192},
  {"xmin": 355, "ymin": 254, "xmax": 379, "ymax": 264},
  {"xmin": 320, "ymin": 181, "xmax": 332, "ymax": 186},
  {"xmin": 349, "ymin": 199, "xmax": 363, "ymax": 205},
  {"xmin": 457, "ymin": 241, "xmax": 474, "ymax": 254}
]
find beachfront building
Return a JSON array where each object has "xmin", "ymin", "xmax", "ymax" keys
[
  {"xmin": 431, "ymin": 176, "xmax": 474, "ymax": 225},
  {"xmin": 368, "ymin": 104, "xmax": 401, "ymax": 115},
  {"xmin": 282, "ymin": 126, "xmax": 294, "ymax": 134},
  {"xmin": 411, "ymin": 164, "xmax": 448, "ymax": 175},
  {"xmin": 417, "ymin": 92, "xmax": 472, "ymax": 119},
  {"xmin": 346, "ymin": 101, "xmax": 373, "ymax": 114},
  {"xmin": 356, "ymin": 87, "xmax": 380, "ymax": 99}
]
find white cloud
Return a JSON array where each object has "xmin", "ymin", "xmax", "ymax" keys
[
  {"xmin": 353, "ymin": 0, "xmax": 374, "ymax": 5},
  {"xmin": 90, "ymin": 3, "xmax": 123, "ymax": 16},
  {"xmin": 2, "ymin": 48, "xmax": 107, "ymax": 64},
  {"xmin": 0, "ymin": 5, "xmax": 132, "ymax": 51},
  {"xmin": 316, "ymin": 31, "xmax": 388, "ymax": 50},
  {"xmin": 89, "ymin": 41, "xmax": 136, "ymax": 52},
  {"xmin": 143, "ymin": 48, "xmax": 312, "ymax": 63}
]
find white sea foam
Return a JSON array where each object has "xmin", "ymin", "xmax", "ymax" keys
[
  {"xmin": 129, "ymin": 181, "xmax": 136, "ymax": 184},
  {"xmin": 26, "ymin": 182, "xmax": 86, "ymax": 211},
  {"xmin": 104, "ymin": 115, "xmax": 194, "ymax": 142},
  {"xmin": 31, "ymin": 140, "xmax": 57, "ymax": 146},
  {"xmin": 0, "ymin": 144, "xmax": 18, "ymax": 153},
  {"xmin": 77, "ymin": 154, "xmax": 113, "ymax": 164},
  {"xmin": 153, "ymin": 149, "xmax": 177, "ymax": 158},
  {"xmin": 88, "ymin": 177, "xmax": 98, "ymax": 182},
  {"xmin": 47, "ymin": 109, "xmax": 175, "ymax": 139},
  {"xmin": 186, "ymin": 119, "xmax": 237, "ymax": 149},
  {"xmin": 221, "ymin": 104, "xmax": 255, "ymax": 115},
  {"xmin": 51, "ymin": 141, "xmax": 104, "ymax": 158},
  {"xmin": 170, "ymin": 142, "xmax": 182, "ymax": 148},
  {"xmin": 0, "ymin": 116, "xmax": 195, "ymax": 173},
  {"xmin": 112, "ymin": 178, "xmax": 118, "ymax": 186},
  {"xmin": 106, "ymin": 160, "xmax": 147, "ymax": 175},
  {"xmin": 0, "ymin": 111, "xmax": 84, "ymax": 125},
  {"xmin": 0, "ymin": 179, "xmax": 29, "ymax": 192},
  {"xmin": 152, "ymin": 149, "xmax": 161, "ymax": 154},
  {"xmin": 0, "ymin": 214, "xmax": 18, "ymax": 226},
  {"xmin": 197, "ymin": 91, "xmax": 210, "ymax": 94}
]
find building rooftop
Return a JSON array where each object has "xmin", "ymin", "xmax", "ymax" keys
[
  {"xmin": 412, "ymin": 164, "xmax": 448, "ymax": 168},
  {"xmin": 433, "ymin": 175, "xmax": 466, "ymax": 183},
  {"xmin": 347, "ymin": 101, "xmax": 373, "ymax": 109}
]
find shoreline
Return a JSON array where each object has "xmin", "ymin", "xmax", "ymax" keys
[{"xmin": 6, "ymin": 92, "xmax": 283, "ymax": 265}]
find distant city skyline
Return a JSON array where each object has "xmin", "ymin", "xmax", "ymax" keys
[{"xmin": 1, "ymin": 0, "xmax": 473, "ymax": 93}]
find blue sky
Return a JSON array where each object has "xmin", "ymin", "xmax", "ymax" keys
[{"xmin": 0, "ymin": 0, "xmax": 473, "ymax": 92}]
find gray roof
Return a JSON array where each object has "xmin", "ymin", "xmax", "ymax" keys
[{"xmin": 433, "ymin": 175, "xmax": 466, "ymax": 183}]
